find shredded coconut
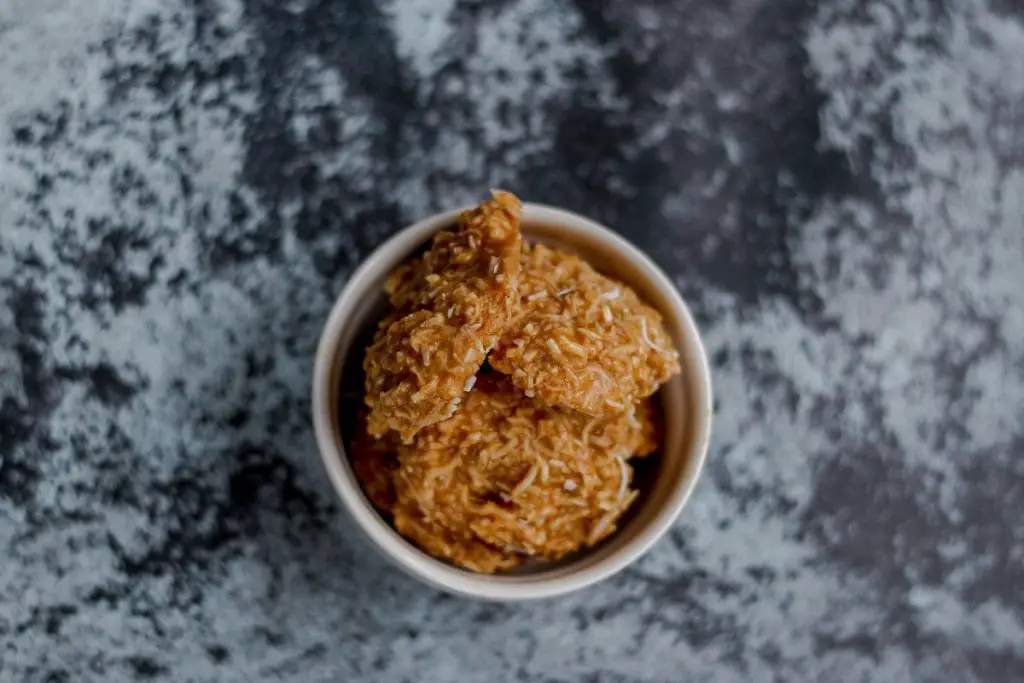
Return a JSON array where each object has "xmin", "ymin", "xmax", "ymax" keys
[
  {"xmin": 490, "ymin": 243, "xmax": 680, "ymax": 416},
  {"xmin": 392, "ymin": 376, "xmax": 651, "ymax": 564},
  {"xmin": 616, "ymin": 455, "xmax": 629, "ymax": 501},
  {"xmin": 366, "ymin": 191, "xmax": 522, "ymax": 441}
]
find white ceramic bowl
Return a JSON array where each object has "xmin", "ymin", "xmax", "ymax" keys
[{"xmin": 312, "ymin": 203, "xmax": 712, "ymax": 600}]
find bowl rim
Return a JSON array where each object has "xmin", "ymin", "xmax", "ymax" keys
[{"xmin": 311, "ymin": 202, "xmax": 713, "ymax": 600}]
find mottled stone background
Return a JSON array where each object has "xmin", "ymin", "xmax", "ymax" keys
[{"xmin": 1, "ymin": 0, "xmax": 1022, "ymax": 681}]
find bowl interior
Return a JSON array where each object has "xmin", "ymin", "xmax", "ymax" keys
[{"xmin": 319, "ymin": 205, "xmax": 710, "ymax": 595}]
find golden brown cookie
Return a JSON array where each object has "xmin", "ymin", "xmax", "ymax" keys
[
  {"xmin": 392, "ymin": 497, "xmax": 524, "ymax": 574},
  {"xmin": 394, "ymin": 376, "xmax": 649, "ymax": 561},
  {"xmin": 364, "ymin": 191, "xmax": 522, "ymax": 441},
  {"xmin": 490, "ymin": 243, "xmax": 679, "ymax": 417}
]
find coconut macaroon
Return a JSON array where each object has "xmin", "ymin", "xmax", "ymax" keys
[
  {"xmin": 489, "ymin": 243, "xmax": 679, "ymax": 417},
  {"xmin": 384, "ymin": 190, "xmax": 523, "ymax": 314},
  {"xmin": 392, "ymin": 498, "xmax": 524, "ymax": 574},
  {"xmin": 393, "ymin": 376, "xmax": 655, "ymax": 564},
  {"xmin": 364, "ymin": 191, "xmax": 522, "ymax": 441}
]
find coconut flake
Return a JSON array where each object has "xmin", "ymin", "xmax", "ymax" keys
[
  {"xmin": 616, "ymin": 455, "xmax": 629, "ymax": 501},
  {"xmin": 639, "ymin": 317, "xmax": 662, "ymax": 351},
  {"xmin": 512, "ymin": 460, "xmax": 540, "ymax": 497}
]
